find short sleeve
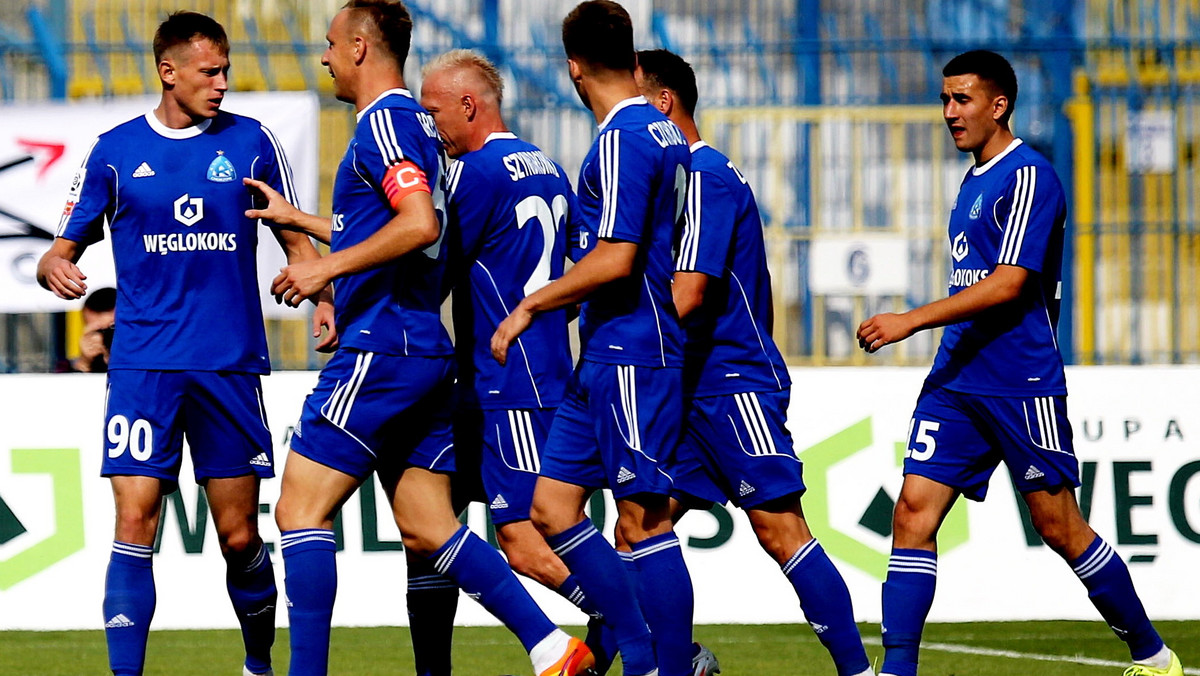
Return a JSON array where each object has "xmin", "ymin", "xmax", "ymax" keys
[
  {"xmin": 595, "ymin": 128, "xmax": 654, "ymax": 244},
  {"xmin": 258, "ymin": 124, "xmax": 300, "ymax": 210},
  {"xmin": 675, "ymin": 168, "xmax": 735, "ymax": 277},
  {"xmin": 995, "ymin": 164, "xmax": 1063, "ymax": 273},
  {"xmin": 57, "ymin": 138, "xmax": 113, "ymax": 245},
  {"xmin": 444, "ymin": 160, "xmax": 493, "ymax": 282},
  {"xmin": 355, "ymin": 107, "xmax": 418, "ymax": 184}
]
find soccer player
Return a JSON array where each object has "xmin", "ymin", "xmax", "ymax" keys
[
  {"xmin": 242, "ymin": 3, "xmax": 590, "ymax": 675},
  {"xmin": 492, "ymin": 3, "xmax": 694, "ymax": 675},
  {"xmin": 36, "ymin": 11, "xmax": 333, "ymax": 676},
  {"xmin": 856, "ymin": 50, "xmax": 1184, "ymax": 676},
  {"xmin": 634, "ymin": 49, "xmax": 874, "ymax": 676},
  {"xmin": 404, "ymin": 49, "xmax": 607, "ymax": 676}
]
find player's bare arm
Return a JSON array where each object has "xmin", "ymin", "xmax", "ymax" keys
[
  {"xmin": 37, "ymin": 237, "xmax": 88, "ymax": 300},
  {"xmin": 857, "ymin": 263, "xmax": 1028, "ymax": 352},
  {"xmin": 672, "ymin": 270, "xmax": 709, "ymax": 319},
  {"xmin": 269, "ymin": 227, "xmax": 339, "ymax": 351},
  {"xmin": 491, "ymin": 239, "xmax": 636, "ymax": 364},
  {"xmin": 272, "ymin": 190, "xmax": 440, "ymax": 307},
  {"xmin": 243, "ymin": 177, "xmax": 333, "ymax": 243}
]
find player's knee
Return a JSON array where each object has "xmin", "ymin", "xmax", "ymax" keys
[
  {"xmin": 113, "ymin": 510, "xmax": 158, "ymax": 545},
  {"xmin": 891, "ymin": 495, "xmax": 938, "ymax": 547},
  {"xmin": 217, "ymin": 527, "xmax": 257, "ymax": 557}
]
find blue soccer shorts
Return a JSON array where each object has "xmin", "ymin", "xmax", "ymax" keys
[
  {"xmin": 289, "ymin": 349, "xmax": 455, "ymax": 483},
  {"xmin": 540, "ymin": 360, "xmax": 681, "ymax": 500},
  {"xmin": 454, "ymin": 407, "xmax": 556, "ymax": 526},
  {"xmin": 905, "ymin": 385, "xmax": 1080, "ymax": 501},
  {"xmin": 101, "ymin": 370, "xmax": 273, "ymax": 484},
  {"xmin": 671, "ymin": 389, "xmax": 805, "ymax": 509}
]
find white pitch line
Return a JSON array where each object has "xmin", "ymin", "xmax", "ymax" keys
[{"xmin": 863, "ymin": 637, "xmax": 1199, "ymax": 675}]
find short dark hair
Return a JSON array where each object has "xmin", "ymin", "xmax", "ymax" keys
[
  {"xmin": 637, "ymin": 49, "xmax": 698, "ymax": 116},
  {"xmin": 344, "ymin": 0, "xmax": 413, "ymax": 70},
  {"xmin": 562, "ymin": 1, "xmax": 635, "ymax": 72},
  {"xmin": 943, "ymin": 50, "xmax": 1018, "ymax": 123},
  {"xmin": 153, "ymin": 11, "xmax": 229, "ymax": 64},
  {"xmin": 83, "ymin": 287, "xmax": 116, "ymax": 314}
]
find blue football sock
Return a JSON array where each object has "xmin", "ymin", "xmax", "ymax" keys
[
  {"xmin": 563, "ymin": 573, "xmax": 617, "ymax": 674},
  {"xmin": 430, "ymin": 525, "xmax": 555, "ymax": 652},
  {"xmin": 782, "ymin": 539, "xmax": 871, "ymax": 676},
  {"xmin": 880, "ymin": 548, "xmax": 937, "ymax": 676},
  {"xmin": 547, "ymin": 520, "xmax": 656, "ymax": 675},
  {"xmin": 103, "ymin": 542, "xmax": 156, "ymax": 676},
  {"xmin": 1071, "ymin": 536, "xmax": 1164, "ymax": 660},
  {"xmin": 630, "ymin": 532, "xmax": 694, "ymax": 676},
  {"xmin": 280, "ymin": 529, "xmax": 337, "ymax": 676},
  {"xmin": 407, "ymin": 553, "xmax": 459, "ymax": 676},
  {"xmin": 226, "ymin": 541, "xmax": 277, "ymax": 675}
]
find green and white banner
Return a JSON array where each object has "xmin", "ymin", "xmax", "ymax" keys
[{"xmin": 0, "ymin": 367, "xmax": 1197, "ymax": 630}]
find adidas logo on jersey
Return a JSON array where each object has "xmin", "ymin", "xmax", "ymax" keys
[
  {"xmin": 1025, "ymin": 465, "xmax": 1045, "ymax": 481},
  {"xmin": 249, "ymin": 453, "xmax": 271, "ymax": 467},
  {"xmin": 490, "ymin": 494, "xmax": 509, "ymax": 510},
  {"xmin": 132, "ymin": 162, "xmax": 155, "ymax": 178},
  {"xmin": 105, "ymin": 614, "xmax": 135, "ymax": 628},
  {"xmin": 616, "ymin": 467, "xmax": 636, "ymax": 484},
  {"xmin": 738, "ymin": 480, "xmax": 756, "ymax": 497}
]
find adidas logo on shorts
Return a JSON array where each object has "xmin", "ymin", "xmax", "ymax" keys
[
  {"xmin": 132, "ymin": 162, "xmax": 155, "ymax": 178},
  {"xmin": 616, "ymin": 467, "xmax": 636, "ymax": 484},
  {"xmin": 738, "ymin": 480, "xmax": 756, "ymax": 497},
  {"xmin": 105, "ymin": 614, "xmax": 135, "ymax": 628},
  {"xmin": 1025, "ymin": 465, "xmax": 1045, "ymax": 481},
  {"xmin": 249, "ymin": 453, "xmax": 271, "ymax": 467},
  {"xmin": 490, "ymin": 494, "xmax": 509, "ymax": 510}
]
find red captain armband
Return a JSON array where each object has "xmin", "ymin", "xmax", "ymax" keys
[{"xmin": 382, "ymin": 160, "xmax": 431, "ymax": 210}]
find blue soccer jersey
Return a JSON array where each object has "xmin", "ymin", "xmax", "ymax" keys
[
  {"xmin": 444, "ymin": 132, "xmax": 577, "ymax": 410},
  {"xmin": 675, "ymin": 141, "xmax": 790, "ymax": 397},
  {"xmin": 575, "ymin": 97, "xmax": 689, "ymax": 368},
  {"xmin": 57, "ymin": 111, "xmax": 296, "ymax": 373},
  {"xmin": 330, "ymin": 88, "xmax": 452, "ymax": 357},
  {"xmin": 926, "ymin": 139, "xmax": 1067, "ymax": 396}
]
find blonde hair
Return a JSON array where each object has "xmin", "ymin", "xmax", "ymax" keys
[{"xmin": 422, "ymin": 49, "xmax": 504, "ymax": 103}]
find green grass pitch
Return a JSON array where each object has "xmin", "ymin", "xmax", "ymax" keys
[{"xmin": 2, "ymin": 621, "xmax": 1197, "ymax": 675}]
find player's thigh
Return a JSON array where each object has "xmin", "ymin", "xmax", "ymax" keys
[
  {"xmin": 688, "ymin": 390, "xmax": 805, "ymax": 510},
  {"xmin": 110, "ymin": 475, "xmax": 168, "ymax": 545},
  {"xmin": 204, "ymin": 474, "xmax": 263, "ymax": 552},
  {"xmin": 102, "ymin": 370, "xmax": 187, "ymax": 484},
  {"xmin": 539, "ymin": 367, "xmax": 606, "ymax": 491},
  {"xmin": 385, "ymin": 466, "xmax": 461, "ymax": 555},
  {"xmin": 289, "ymin": 350, "xmax": 452, "ymax": 482},
  {"xmin": 475, "ymin": 407, "xmax": 554, "ymax": 526},
  {"xmin": 904, "ymin": 386, "xmax": 1001, "ymax": 501},
  {"xmin": 183, "ymin": 371, "xmax": 273, "ymax": 483},
  {"xmin": 587, "ymin": 362, "xmax": 681, "ymax": 500},
  {"xmin": 976, "ymin": 394, "xmax": 1082, "ymax": 495},
  {"xmin": 275, "ymin": 449, "xmax": 361, "ymax": 530}
]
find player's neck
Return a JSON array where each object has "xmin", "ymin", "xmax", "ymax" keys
[
  {"xmin": 466, "ymin": 122, "xmax": 509, "ymax": 153},
  {"xmin": 973, "ymin": 127, "xmax": 1016, "ymax": 166},
  {"xmin": 354, "ymin": 75, "xmax": 408, "ymax": 115},
  {"xmin": 585, "ymin": 76, "xmax": 643, "ymax": 125},
  {"xmin": 673, "ymin": 116, "xmax": 701, "ymax": 146},
  {"xmin": 153, "ymin": 98, "xmax": 207, "ymax": 130}
]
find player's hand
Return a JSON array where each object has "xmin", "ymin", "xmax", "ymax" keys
[
  {"xmin": 272, "ymin": 259, "xmax": 332, "ymax": 308},
  {"xmin": 491, "ymin": 304, "xmax": 535, "ymax": 365},
  {"xmin": 857, "ymin": 313, "xmax": 915, "ymax": 353},
  {"xmin": 38, "ymin": 255, "xmax": 87, "ymax": 300},
  {"xmin": 312, "ymin": 289, "xmax": 339, "ymax": 353},
  {"xmin": 244, "ymin": 177, "xmax": 300, "ymax": 228}
]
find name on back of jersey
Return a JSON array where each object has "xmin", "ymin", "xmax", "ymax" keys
[
  {"xmin": 503, "ymin": 150, "xmax": 560, "ymax": 181},
  {"xmin": 646, "ymin": 120, "xmax": 686, "ymax": 148}
]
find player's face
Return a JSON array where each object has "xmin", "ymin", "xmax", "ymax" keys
[
  {"xmin": 321, "ymin": 10, "xmax": 357, "ymax": 103},
  {"xmin": 162, "ymin": 39, "xmax": 229, "ymax": 120},
  {"xmin": 420, "ymin": 72, "xmax": 469, "ymax": 158},
  {"xmin": 941, "ymin": 74, "xmax": 1005, "ymax": 153}
]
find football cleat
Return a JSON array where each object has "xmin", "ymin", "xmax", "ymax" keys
[
  {"xmin": 691, "ymin": 642, "xmax": 720, "ymax": 676},
  {"xmin": 1123, "ymin": 650, "xmax": 1184, "ymax": 676},
  {"xmin": 538, "ymin": 636, "xmax": 594, "ymax": 676},
  {"xmin": 242, "ymin": 668, "xmax": 273, "ymax": 676}
]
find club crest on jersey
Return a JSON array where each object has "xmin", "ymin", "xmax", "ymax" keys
[
  {"xmin": 952, "ymin": 231, "xmax": 969, "ymax": 262},
  {"xmin": 969, "ymin": 193, "xmax": 983, "ymax": 220},
  {"xmin": 206, "ymin": 151, "xmax": 236, "ymax": 183}
]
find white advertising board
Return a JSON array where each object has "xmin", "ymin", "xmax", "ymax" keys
[
  {"xmin": 0, "ymin": 92, "xmax": 319, "ymax": 317},
  {"xmin": 809, "ymin": 236, "xmax": 910, "ymax": 296},
  {"xmin": 0, "ymin": 366, "xmax": 1197, "ymax": 631}
]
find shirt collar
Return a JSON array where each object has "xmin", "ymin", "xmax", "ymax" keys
[
  {"xmin": 689, "ymin": 140, "xmax": 708, "ymax": 153},
  {"xmin": 972, "ymin": 138, "xmax": 1023, "ymax": 176},
  {"xmin": 483, "ymin": 131, "xmax": 518, "ymax": 145},
  {"xmin": 598, "ymin": 96, "xmax": 649, "ymax": 131},
  {"xmin": 355, "ymin": 88, "xmax": 413, "ymax": 122},
  {"xmin": 143, "ymin": 112, "xmax": 212, "ymax": 139}
]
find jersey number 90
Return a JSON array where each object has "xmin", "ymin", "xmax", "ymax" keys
[{"xmin": 108, "ymin": 415, "xmax": 153, "ymax": 461}]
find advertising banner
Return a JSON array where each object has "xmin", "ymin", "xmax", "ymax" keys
[
  {"xmin": 0, "ymin": 367, "xmax": 1197, "ymax": 630},
  {"xmin": 0, "ymin": 92, "xmax": 319, "ymax": 317}
]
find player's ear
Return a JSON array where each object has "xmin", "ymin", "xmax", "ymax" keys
[
  {"xmin": 462, "ymin": 94, "xmax": 476, "ymax": 121},
  {"xmin": 158, "ymin": 59, "xmax": 176, "ymax": 87},
  {"xmin": 352, "ymin": 35, "xmax": 367, "ymax": 66},
  {"xmin": 992, "ymin": 94, "xmax": 1009, "ymax": 123},
  {"xmin": 567, "ymin": 58, "xmax": 583, "ymax": 84},
  {"xmin": 658, "ymin": 89, "xmax": 674, "ymax": 116}
]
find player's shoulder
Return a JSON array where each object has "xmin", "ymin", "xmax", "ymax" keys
[
  {"xmin": 690, "ymin": 142, "xmax": 733, "ymax": 174},
  {"xmin": 462, "ymin": 134, "xmax": 565, "ymax": 182},
  {"xmin": 1001, "ymin": 141, "xmax": 1063, "ymax": 192},
  {"xmin": 95, "ymin": 114, "xmax": 155, "ymax": 146}
]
